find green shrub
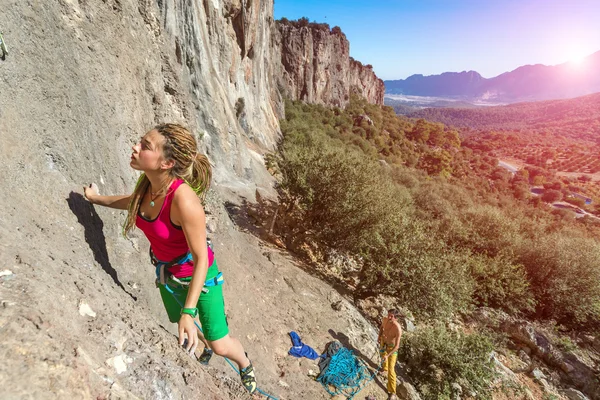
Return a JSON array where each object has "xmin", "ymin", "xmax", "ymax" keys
[
  {"xmin": 399, "ymin": 325, "xmax": 496, "ymax": 400},
  {"xmin": 517, "ymin": 234, "xmax": 600, "ymax": 330},
  {"xmin": 467, "ymin": 254, "xmax": 535, "ymax": 315},
  {"xmin": 276, "ymin": 126, "xmax": 411, "ymax": 254},
  {"xmin": 554, "ymin": 335, "xmax": 577, "ymax": 352},
  {"xmin": 449, "ymin": 205, "xmax": 523, "ymax": 258},
  {"xmin": 360, "ymin": 223, "xmax": 475, "ymax": 319},
  {"xmin": 542, "ymin": 189, "xmax": 562, "ymax": 203}
]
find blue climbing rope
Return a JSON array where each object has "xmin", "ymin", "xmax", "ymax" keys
[
  {"xmin": 317, "ymin": 347, "xmax": 382, "ymax": 400},
  {"xmin": 163, "ymin": 284, "xmax": 279, "ymax": 400}
]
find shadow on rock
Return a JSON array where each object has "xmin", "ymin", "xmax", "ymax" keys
[
  {"xmin": 225, "ymin": 198, "xmax": 361, "ymax": 299},
  {"xmin": 67, "ymin": 191, "xmax": 136, "ymax": 301},
  {"xmin": 224, "ymin": 199, "xmax": 270, "ymax": 239}
]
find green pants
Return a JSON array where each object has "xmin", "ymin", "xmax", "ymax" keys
[{"xmin": 158, "ymin": 260, "xmax": 229, "ymax": 341}]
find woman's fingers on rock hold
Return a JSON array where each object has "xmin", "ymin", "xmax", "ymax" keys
[
  {"xmin": 179, "ymin": 325, "xmax": 186, "ymax": 346},
  {"xmin": 83, "ymin": 183, "xmax": 99, "ymax": 200},
  {"xmin": 186, "ymin": 327, "xmax": 197, "ymax": 354}
]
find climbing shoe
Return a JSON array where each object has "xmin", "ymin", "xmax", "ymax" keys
[
  {"xmin": 198, "ymin": 347, "xmax": 213, "ymax": 365},
  {"xmin": 240, "ymin": 358, "xmax": 257, "ymax": 394}
]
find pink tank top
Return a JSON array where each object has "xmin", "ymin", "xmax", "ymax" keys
[{"xmin": 135, "ymin": 179, "xmax": 214, "ymax": 278}]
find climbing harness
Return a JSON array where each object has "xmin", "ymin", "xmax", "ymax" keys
[
  {"xmin": 150, "ymin": 240, "xmax": 223, "ymax": 293},
  {"xmin": 0, "ymin": 32, "xmax": 7, "ymax": 57},
  {"xmin": 317, "ymin": 345, "xmax": 382, "ymax": 400},
  {"xmin": 153, "ymin": 244, "xmax": 279, "ymax": 400}
]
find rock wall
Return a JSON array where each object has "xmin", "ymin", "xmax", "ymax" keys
[
  {"xmin": 275, "ymin": 22, "xmax": 385, "ymax": 107},
  {"xmin": 0, "ymin": 1, "xmax": 385, "ymax": 399},
  {"xmin": 156, "ymin": 0, "xmax": 282, "ymax": 194}
]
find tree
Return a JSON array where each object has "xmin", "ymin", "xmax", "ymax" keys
[
  {"xmin": 543, "ymin": 181, "xmax": 563, "ymax": 191},
  {"xmin": 541, "ymin": 189, "xmax": 562, "ymax": 203},
  {"xmin": 532, "ymin": 175, "xmax": 546, "ymax": 186},
  {"xmin": 445, "ymin": 129, "xmax": 461, "ymax": 148},
  {"xmin": 399, "ymin": 326, "xmax": 496, "ymax": 399},
  {"xmin": 517, "ymin": 234, "xmax": 600, "ymax": 330},
  {"xmin": 297, "ymin": 17, "xmax": 309, "ymax": 27},
  {"xmin": 417, "ymin": 150, "xmax": 453, "ymax": 178},
  {"xmin": 426, "ymin": 125, "xmax": 446, "ymax": 147},
  {"xmin": 408, "ymin": 119, "xmax": 432, "ymax": 143},
  {"xmin": 512, "ymin": 182, "xmax": 530, "ymax": 200}
]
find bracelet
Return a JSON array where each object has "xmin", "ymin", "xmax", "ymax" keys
[{"xmin": 180, "ymin": 307, "xmax": 198, "ymax": 318}]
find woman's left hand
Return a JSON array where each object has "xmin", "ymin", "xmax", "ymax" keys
[{"xmin": 178, "ymin": 314, "xmax": 198, "ymax": 355}]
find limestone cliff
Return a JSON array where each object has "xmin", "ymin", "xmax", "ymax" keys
[
  {"xmin": 0, "ymin": 1, "xmax": 384, "ymax": 399},
  {"xmin": 274, "ymin": 21, "xmax": 385, "ymax": 107}
]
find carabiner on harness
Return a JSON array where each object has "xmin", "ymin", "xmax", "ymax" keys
[{"xmin": 150, "ymin": 246, "xmax": 224, "ymax": 292}]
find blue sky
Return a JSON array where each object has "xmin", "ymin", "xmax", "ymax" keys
[{"xmin": 274, "ymin": 0, "xmax": 600, "ymax": 80}]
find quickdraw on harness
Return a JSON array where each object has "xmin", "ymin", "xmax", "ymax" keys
[{"xmin": 149, "ymin": 239, "xmax": 223, "ymax": 293}]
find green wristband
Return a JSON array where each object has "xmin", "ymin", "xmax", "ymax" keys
[{"xmin": 180, "ymin": 307, "xmax": 198, "ymax": 318}]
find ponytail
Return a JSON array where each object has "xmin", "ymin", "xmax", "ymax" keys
[{"xmin": 185, "ymin": 153, "xmax": 211, "ymax": 204}]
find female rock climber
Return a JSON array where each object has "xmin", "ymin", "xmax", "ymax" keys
[{"xmin": 83, "ymin": 123, "xmax": 256, "ymax": 394}]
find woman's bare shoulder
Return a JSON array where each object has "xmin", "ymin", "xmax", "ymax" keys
[{"xmin": 172, "ymin": 182, "xmax": 203, "ymax": 210}]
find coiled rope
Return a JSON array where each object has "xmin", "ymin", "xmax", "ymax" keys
[{"xmin": 317, "ymin": 347, "xmax": 382, "ymax": 399}]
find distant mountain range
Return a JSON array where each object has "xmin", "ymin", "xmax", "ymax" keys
[{"xmin": 385, "ymin": 51, "xmax": 600, "ymax": 103}]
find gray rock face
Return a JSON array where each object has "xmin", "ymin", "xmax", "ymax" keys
[
  {"xmin": 157, "ymin": 0, "xmax": 282, "ymax": 194},
  {"xmin": 531, "ymin": 367, "xmax": 548, "ymax": 381},
  {"xmin": 472, "ymin": 308, "xmax": 600, "ymax": 400},
  {"xmin": 561, "ymin": 388, "xmax": 591, "ymax": 400},
  {"xmin": 275, "ymin": 22, "xmax": 385, "ymax": 107},
  {"xmin": 397, "ymin": 380, "xmax": 422, "ymax": 400},
  {"xmin": 0, "ymin": 1, "xmax": 386, "ymax": 399}
]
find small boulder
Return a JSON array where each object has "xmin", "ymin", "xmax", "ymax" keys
[
  {"xmin": 106, "ymin": 354, "xmax": 132, "ymax": 375},
  {"xmin": 403, "ymin": 317, "xmax": 416, "ymax": 333},
  {"xmin": 78, "ymin": 301, "xmax": 96, "ymax": 318},
  {"xmin": 559, "ymin": 388, "xmax": 590, "ymax": 400},
  {"xmin": 518, "ymin": 349, "xmax": 532, "ymax": 365},
  {"xmin": 530, "ymin": 368, "xmax": 547, "ymax": 382},
  {"xmin": 354, "ymin": 114, "xmax": 374, "ymax": 126},
  {"xmin": 451, "ymin": 382, "xmax": 463, "ymax": 398},
  {"xmin": 397, "ymin": 381, "xmax": 421, "ymax": 400},
  {"xmin": 331, "ymin": 300, "xmax": 343, "ymax": 311}
]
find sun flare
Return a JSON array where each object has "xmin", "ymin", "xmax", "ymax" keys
[{"xmin": 567, "ymin": 49, "xmax": 588, "ymax": 66}]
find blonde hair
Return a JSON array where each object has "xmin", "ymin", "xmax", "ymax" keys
[{"xmin": 123, "ymin": 123, "xmax": 211, "ymax": 236}]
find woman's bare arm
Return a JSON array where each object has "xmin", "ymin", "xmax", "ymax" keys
[
  {"xmin": 84, "ymin": 183, "xmax": 131, "ymax": 210},
  {"xmin": 172, "ymin": 184, "xmax": 209, "ymax": 353},
  {"xmin": 175, "ymin": 185, "xmax": 209, "ymax": 309}
]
